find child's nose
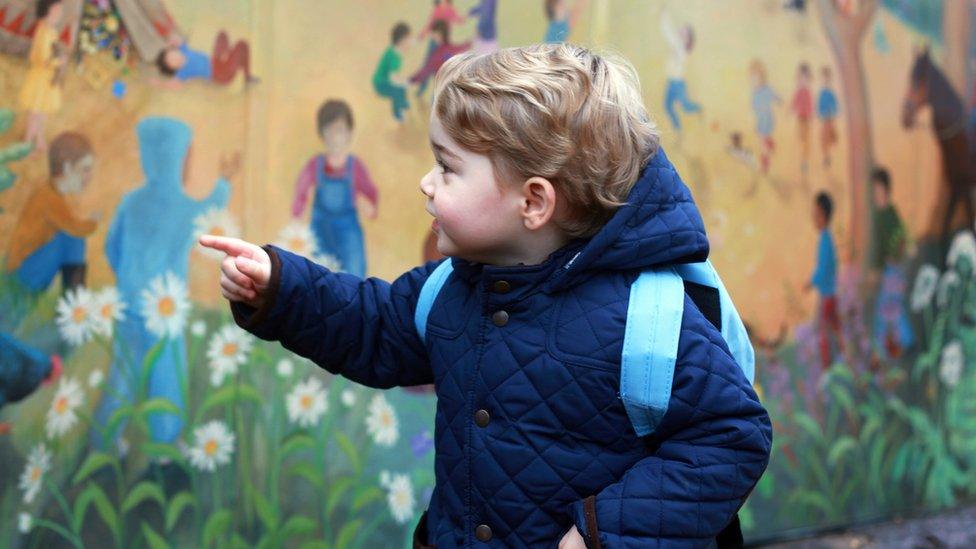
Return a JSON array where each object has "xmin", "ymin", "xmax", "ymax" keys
[{"xmin": 419, "ymin": 171, "xmax": 434, "ymax": 198}]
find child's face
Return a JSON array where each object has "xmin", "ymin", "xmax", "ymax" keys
[
  {"xmin": 48, "ymin": 3, "xmax": 63, "ymax": 24},
  {"xmin": 797, "ymin": 69, "xmax": 809, "ymax": 86},
  {"xmin": 872, "ymin": 181, "xmax": 889, "ymax": 208},
  {"xmin": 420, "ymin": 114, "xmax": 526, "ymax": 264},
  {"xmin": 54, "ymin": 154, "xmax": 94, "ymax": 194},
  {"xmin": 552, "ymin": 0, "xmax": 567, "ymax": 19},
  {"xmin": 165, "ymin": 48, "xmax": 187, "ymax": 71},
  {"xmin": 320, "ymin": 118, "xmax": 352, "ymax": 155},
  {"xmin": 812, "ymin": 202, "xmax": 826, "ymax": 229},
  {"xmin": 395, "ymin": 33, "xmax": 412, "ymax": 51}
]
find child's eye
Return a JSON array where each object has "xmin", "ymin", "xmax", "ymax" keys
[{"xmin": 436, "ymin": 159, "xmax": 453, "ymax": 175}]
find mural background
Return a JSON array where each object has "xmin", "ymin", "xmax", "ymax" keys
[{"xmin": 1, "ymin": 0, "xmax": 974, "ymax": 546}]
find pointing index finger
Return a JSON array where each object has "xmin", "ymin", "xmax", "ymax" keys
[{"xmin": 198, "ymin": 235, "xmax": 255, "ymax": 258}]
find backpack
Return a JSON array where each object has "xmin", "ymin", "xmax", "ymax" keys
[{"xmin": 413, "ymin": 258, "xmax": 755, "ymax": 547}]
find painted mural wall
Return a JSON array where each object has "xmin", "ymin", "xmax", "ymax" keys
[{"xmin": 0, "ymin": 0, "xmax": 974, "ymax": 545}]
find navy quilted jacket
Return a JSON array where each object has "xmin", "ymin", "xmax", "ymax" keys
[{"xmin": 233, "ymin": 149, "xmax": 772, "ymax": 548}]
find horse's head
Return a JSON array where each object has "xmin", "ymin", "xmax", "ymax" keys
[{"xmin": 902, "ymin": 46, "xmax": 932, "ymax": 129}]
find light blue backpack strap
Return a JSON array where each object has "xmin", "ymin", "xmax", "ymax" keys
[
  {"xmin": 674, "ymin": 260, "xmax": 756, "ymax": 383},
  {"xmin": 414, "ymin": 259, "xmax": 454, "ymax": 344},
  {"xmin": 620, "ymin": 267, "xmax": 685, "ymax": 437}
]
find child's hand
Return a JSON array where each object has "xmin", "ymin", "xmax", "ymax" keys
[
  {"xmin": 198, "ymin": 235, "xmax": 272, "ymax": 307},
  {"xmin": 558, "ymin": 525, "xmax": 587, "ymax": 549}
]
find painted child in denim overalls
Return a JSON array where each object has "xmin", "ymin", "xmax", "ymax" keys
[{"xmin": 292, "ymin": 100, "xmax": 378, "ymax": 278}]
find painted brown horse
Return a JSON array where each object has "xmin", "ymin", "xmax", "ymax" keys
[{"xmin": 902, "ymin": 47, "xmax": 976, "ymax": 247}]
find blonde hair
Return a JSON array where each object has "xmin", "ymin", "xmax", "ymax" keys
[{"xmin": 431, "ymin": 43, "xmax": 659, "ymax": 238}]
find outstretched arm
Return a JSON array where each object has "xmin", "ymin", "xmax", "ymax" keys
[{"xmin": 200, "ymin": 236, "xmax": 436, "ymax": 388}]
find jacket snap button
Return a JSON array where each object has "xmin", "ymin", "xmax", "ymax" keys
[
  {"xmin": 475, "ymin": 524, "xmax": 492, "ymax": 542},
  {"xmin": 474, "ymin": 409, "xmax": 490, "ymax": 427},
  {"xmin": 491, "ymin": 310, "xmax": 509, "ymax": 327},
  {"xmin": 492, "ymin": 280, "xmax": 511, "ymax": 294}
]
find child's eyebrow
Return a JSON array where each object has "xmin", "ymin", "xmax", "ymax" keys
[{"xmin": 430, "ymin": 141, "xmax": 462, "ymax": 162}]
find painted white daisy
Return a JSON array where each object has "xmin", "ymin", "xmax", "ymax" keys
[
  {"xmin": 385, "ymin": 473, "xmax": 415, "ymax": 524},
  {"xmin": 18, "ymin": 512, "xmax": 31, "ymax": 534},
  {"xmin": 937, "ymin": 270, "xmax": 961, "ymax": 309},
  {"xmin": 18, "ymin": 444, "xmax": 51, "ymax": 504},
  {"xmin": 206, "ymin": 324, "xmax": 253, "ymax": 387},
  {"xmin": 141, "ymin": 272, "xmax": 191, "ymax": 339},
  {"xmin": 341, "ymin": 388, "xmax": 356, "ymax": 407},
  {"xmin": 46, "ymin": 377, "xmax": 84, "ymax": 439},
  {"xmin": 939, "ymin": 340, "xmax": 965, "ymax": 388},
  {"xmin": 286, "ymin": 377, "xmax": 328, "ymax": 428},
  {"xmin": 910, "ymin": 264, "xmax": 940, "ymax": 312},
  {"xmin": 55, "ymin": 287, "xmax": 95, "ymax": 346},
  {"xmin": 194, "ymin": 207, "xmax": 242, "ymax": 260},
  {"xmin": 947, "ymin": 230, "xmax": 976, "ymax": 273},
  {"xmin": 186, "ymin": 421, "xmax": 235, "ymax": 472},
  {"xmin": 366, "ymin": 393, "xmax": 399, "ymax": 447},
  {"xmin": 90, "ymin": 286, "xmax": 126, "ymax": 338},
  {"xmin": 312, "ymin": 253, "xmax": 342, "ymax": 273},
  {"xmin": 87, "ymin": 369, "xmax": 105, "ymax": 388},
  {"xmin": 276, "ymin": 358, "xmax": 294, "ymax": 378},
  {"xmin": 275, "ymin": 222, "xmax": 319, "ymax": 257},
  {"xmin": 190, "ymin": 320, "xmax": 207, "ymax": 338}
]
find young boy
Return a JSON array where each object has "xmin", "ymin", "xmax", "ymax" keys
[
  {"xmin": 202, "ymin": 44, "xmax": 771, "ymax": 547},
  {"xmin": 806, "ymin": 191, "xmax": 843, "ymax": 371},
  {"xmin": 869, "ymin": 167, "xmax": 912, "ymax": 361},
  {"xmin": 5, "ymin": 132, "xmax": 97, "ymax": 293},
  {"xmin": 155, "ymin": 31, "xmax": 258, "ymax": 87},
  {"xmin": 373, "ymin": 22, "xmax": 412, "ymax": 122},
  {"xmin": 291, "ymin": 99, "xmax": 379, "ymax": 278}
]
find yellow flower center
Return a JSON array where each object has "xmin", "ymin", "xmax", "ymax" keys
[
  {"xmin": 30, "ymin": 467, "xmax": 41, "ymax": 481},
  {"xmin": 300, "ymin": 395, "xmax": 313, "ymax": 410},
  {"xmin": 381, "ymin": 411, "xmax": 392, "ymax": 427},
  {"xmin": 210, "ymin": 226, "xmax": 225, "ymax": 237},
  {"xmin": 54, "ymin": 397, "xmax": 69, "ymax": 415},
  {"xmin": 158, "ymin": 296, "xmax": 175, "ymax": 317},
  {"xmin": 222, "ymin": 342, "xmax": 238, "ymax": 357},
  {"xmin": 204, "ymin": 439, "xmax": 218, "ymax": 457},
  {"xmin": 72, "ymin": 306, "xmax": 87, "ymax": 323},
  {"xmin": 100, "ymin": 304, "xmax": 114, "ymax": 319}
]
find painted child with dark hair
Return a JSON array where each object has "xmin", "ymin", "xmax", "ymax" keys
[
  {"xmin": 410, "ymin": 20, "xmax": 470, "ymax": 98},
  {"xmin": 5, "ymin": 132, "xmax": 97, "ymax": 293},
  {"xmin": 869, "ymin": 167, "xmax": 913, "ymax": 362},
  {"xmin": 155, "ymin": 31, "xmax": 258, "ymax": 87},
  {"xmin": 805, "ymin": 191, "xmax": 843, "ymax": 370},
  {"xmin": 292, "ymin": 100, "xmax": 378, "ymax": 278},
  {"xmin": 372, "ymin": 22, "xmax": 413, "ymax": 122}
]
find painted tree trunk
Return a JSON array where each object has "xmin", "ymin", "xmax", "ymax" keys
[{"xmin": 815, "ymin": 0, "xmax": 877, "ymax": 267}]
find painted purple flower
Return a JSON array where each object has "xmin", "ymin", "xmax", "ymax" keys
[{"xmin": 411, "ymin": 430, "xmax": 434, "ymax": 458}]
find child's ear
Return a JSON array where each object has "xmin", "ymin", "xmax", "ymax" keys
[{"xmin": 520, "ymin": 176, "xmax": 557, "ymax": 231}]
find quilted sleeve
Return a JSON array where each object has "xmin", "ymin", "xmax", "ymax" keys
[
  {"xmin": 569, "ymin": 299, "xmax": 772, "ymax": 548},
  {"xmin": 231, "ymin": 245, "xmax": 436, "ymax": 389}
]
